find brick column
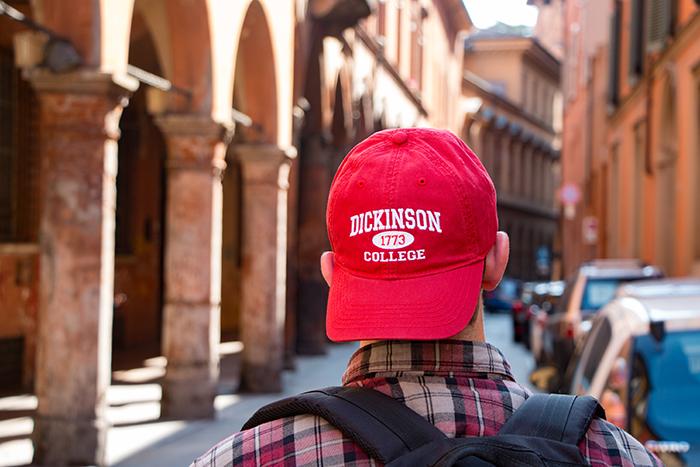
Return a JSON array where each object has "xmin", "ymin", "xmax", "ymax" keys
[
  {"xmin": 29, "ymin": 70, "xmax": 137, "ymax": 466},
  {"xmin": 236, "ymin": 144, "xmax": 295, "ymax": 392},
  {"xmin": 156, "ymin": 115, "xmax": 231, "ymax": 418}
]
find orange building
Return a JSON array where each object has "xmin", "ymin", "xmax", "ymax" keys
[{"xmin": 561, "ymin": 0, "xmax": 700, "ymax": 278}]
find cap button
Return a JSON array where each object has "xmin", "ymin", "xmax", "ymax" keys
[{"xmin": 390, "ymin": 130, "xmax": 408, "ymax": 145}]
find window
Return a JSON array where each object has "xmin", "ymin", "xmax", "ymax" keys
[
  {"xmin": 377, "ymin": 0, "xmax": 387, "ymax": 39},
  {"xmin": 629, "ymin": 0, "xmax": 645, "ymax": 81},
  {"xmin": 0, "ymin": 48, "xmax": 39, "ymax": 243},
  {"xmin": 0, "ymin": 50, "xmax": 13, "ymax": 237},
  {"xmin": 396, "ymin": 0, "xmax": 403, "ymax": 68},
  {"xmin": 608, "ymin": 1, "xmax": 622, "ymax": 107},
  {"xmin": 646, "ymin": 0, "xmax": 673, "ymax": 52},
  {"xmin": 409, "ymin": 0, "xmax": 424, "ymax": 91},
  {"xmin": 581, "ymin": 279, "xmax": 620, "ymax": 313}
]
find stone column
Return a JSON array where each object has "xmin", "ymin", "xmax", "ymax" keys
[
  {"xmin": 236, "ymin": 144, "xmax": 295, "ymax": 392},
  {"xmin": 156, "ymin": 115, "xmax": 231, "ymax": 419},
  {"xmin": 29, "ymin": 70, "xmax": 137, "ymax": 466}
]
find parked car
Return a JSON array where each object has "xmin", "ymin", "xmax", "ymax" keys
[
  {"xmin": 567, "ymin": 278, "xmax": 700, "ymax": 466},
  {"xmin": 542, "ymin": 259, "xmax": 663, "ymax": 376},
  {"xmin": 483, "ymin": 277, "xmax": 522, "ymax": 313},
  {"xmin": 528, "ymin": 281, "xmax": 565, "ymax": 365},
  {"xmin": 512, "ymin": 282, "xmax": 536, "ymax": 343}
]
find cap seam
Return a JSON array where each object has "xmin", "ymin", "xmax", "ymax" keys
[
  {"xmin": 410, "ymin": 137, "xmax": 471, "ymax": 237},
  {"xmin": 333, "ymin": 255, "xmax": 485, "ymax": 281},
  {"xmin": 387, "ymin": 139, "xmax": 401, "ymax": 276}
]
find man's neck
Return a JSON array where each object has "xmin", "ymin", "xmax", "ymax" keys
[{"xmin": 359, "ymin": 309, "xmax": 486, "ymax": 347}]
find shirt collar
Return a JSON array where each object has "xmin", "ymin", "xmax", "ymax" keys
[{"xmin": 342, "ymin": 340, "xmax": 515, "ymax": 385}]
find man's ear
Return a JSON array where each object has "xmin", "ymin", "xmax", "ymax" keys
[
  {"xmin": 320, "ymin": 251, "xmax": 334, "ymax": 286},
  {"xmin": 482, "ymin": 231, "xmax": 509, "ymax": 291}
]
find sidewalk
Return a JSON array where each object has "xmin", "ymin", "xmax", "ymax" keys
[
  {"xmin": 0, "ymin": 343, "xmax": 358, "ymax": 467},
  {"xmin": 111, "ymin": 343, "xmax": 357, "ymax": 467}
]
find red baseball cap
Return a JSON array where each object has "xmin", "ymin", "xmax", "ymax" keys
[{"xmin": 326, "ymin": 128, "xmax": 498, "ymax": 341}]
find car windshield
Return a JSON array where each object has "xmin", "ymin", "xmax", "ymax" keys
[
  {"xmin": 498, "ymin": 279, "xmax": 519, "ymax": 299},
  {"xmin": 635, "ymin": 330, "xmax": 700, "ymax": 447},
  {"xmin": 581, "ymin": 279, "xmax": 621, "ymax": 313}
]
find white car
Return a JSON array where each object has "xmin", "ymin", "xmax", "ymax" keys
[{"xmin": 568, "ymin": 279, "xmax": 700, "ymax": 466}]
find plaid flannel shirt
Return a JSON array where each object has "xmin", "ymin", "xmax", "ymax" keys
[{"xmin": 192, "ymin": 340, "xmax": 661, "ymax": 466}]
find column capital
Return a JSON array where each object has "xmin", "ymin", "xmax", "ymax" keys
[
  {"xmin": 27, "ymin": 69, "xmax": 138, "ymax": 141},
  {"xmin": 235, "ymin": 144, "xmax": 297, "ymax": 189},
  {"xmin": 27, "ymin": 68, "xmax": 139, "ymax": 96},
  {"xmin": 156, "ymin": 113, "xmax": 234, "ymax": 140},
  {"xmin": 156, "ymin": 114, "xmax": 234, "ymax": 175}
]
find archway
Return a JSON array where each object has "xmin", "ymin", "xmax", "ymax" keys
[
  {"xmin": 112, "ymin": 5, "xmax": 168, "ymax": 366},
  {"xmin": 225, "ymin": 0, "xmax": 290, "ymax": 392},
  {"xmin": 221, "ymin": 0, "xmax": 279, "ymax": 342}
]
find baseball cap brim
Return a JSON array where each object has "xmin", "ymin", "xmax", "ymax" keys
[{"xmin": 326, "ymin": 259, "xmax": 484, "ymax": 342}]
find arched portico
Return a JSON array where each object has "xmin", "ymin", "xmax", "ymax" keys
[{"xmin": 227, "ymin": 0, "xmax": 296, "ymax": 392}]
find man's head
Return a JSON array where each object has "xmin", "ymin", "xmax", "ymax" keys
[{"xmin": 322, "ymin": 128, "xmax": 509, "ymax": 342}]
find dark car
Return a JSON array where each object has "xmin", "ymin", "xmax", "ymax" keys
[
  {"xmin": 483, "ymin": 277, "xmax": 522, "ymax": 314},
  {"xmin": 527, "ymin": 281, "xmax": 566, "ymax": 359}
]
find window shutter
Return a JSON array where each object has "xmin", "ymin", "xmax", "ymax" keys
[
  {"xmin": 608, "ymin": 1, "xmax": 622, "ymax": 106},
  {"xmin": 629, "ymin": 0, "xmax": 644, "ymax": 79},
  {"xmin": 646, "ymin": 0, "xmax": 672, "ymax": 52}
]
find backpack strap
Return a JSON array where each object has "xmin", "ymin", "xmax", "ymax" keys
[
  {"xmin": 241, "ymin": 386, "xmax": 446, "ymax": 464},
  {"xmin": 499, "ymin": 393, "xmax": 606, "ymax": 445}
]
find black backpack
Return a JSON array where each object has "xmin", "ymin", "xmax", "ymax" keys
[{"xmin": 242, "ymin": 386, "xmax": 605, "ymax": 466}]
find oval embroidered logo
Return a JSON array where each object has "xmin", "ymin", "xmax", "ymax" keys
[{"xmin": 372, "ymin": 231, "xmax": 415, "ymax": 250}]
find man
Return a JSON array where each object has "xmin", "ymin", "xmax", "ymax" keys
[{"xmin": 193, "ymin": 128, "xmax": 659, "ymax": 466}]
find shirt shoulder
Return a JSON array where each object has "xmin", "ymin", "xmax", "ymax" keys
[
  {"xmin": 190, "ymin": 414, "xmax": 374, "ymax": 467},
  {"xmin": 579, "ymin": 418, "xmax": 662, "ymax": 467}
]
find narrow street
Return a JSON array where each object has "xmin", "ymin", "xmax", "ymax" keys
[{"xmin": 484, "ymin": 313, "xmax": 535, "ymax": 389}]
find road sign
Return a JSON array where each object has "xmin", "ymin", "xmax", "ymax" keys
[
  {"xmin": 582, "ymin": 216, "xmax": 598, "ymax": 245},
  {"xmin": 558, "ymin": 183, "xmax": 581, "ymax": 206}
]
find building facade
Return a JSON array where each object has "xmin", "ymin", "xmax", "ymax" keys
[
  {"xmin": 292, "ymin": 0, "xmax": 472, "ymax": 354},
  {"xmin": 0, "ymin": 0, "xmax": 471, "ymax": 464},
  {"xmin": 561, "ymin": 0, "xmax": 700, "ymax": 278},
  {"xmin": 461, "ymin": 30, "xmax": 562, "ymax": 280}
]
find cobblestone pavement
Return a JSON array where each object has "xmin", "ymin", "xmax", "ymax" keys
[{"xmin": 0, "ymin": 312, "xmax": 533, "ymax": 467}]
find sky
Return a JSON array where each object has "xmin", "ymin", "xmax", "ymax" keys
[{"xmin": 462, "ymin": 0, "xmax": 539, "ymax": 29}]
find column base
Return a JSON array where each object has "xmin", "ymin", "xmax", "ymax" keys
[
  {"xmin": 243, "ymin": 363, "xmax": 283, "ymax": 393},
  {"xmin": 33, "ymin": 415, "xmax": 106, "ymax": 466},
  {"xmin": 161, "ymin": 364, "xmax": 217, "ymax": 419}
]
